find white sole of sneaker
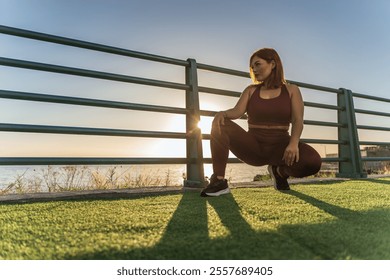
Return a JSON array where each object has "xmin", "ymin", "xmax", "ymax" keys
[{"xmin": 205, "ymin": 187, "xmax": 231, "ymax": 197}]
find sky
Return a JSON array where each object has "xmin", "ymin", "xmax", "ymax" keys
[{"xmin": 0, "ymin": 0, "xmax": 389, "ymax": 159}]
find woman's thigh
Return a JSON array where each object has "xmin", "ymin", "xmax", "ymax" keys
[{"xmin": 221, "ymin": 120, "xmax": 269, "ymax": 166}]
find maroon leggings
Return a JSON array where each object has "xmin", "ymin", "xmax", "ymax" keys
[{"xmin": 211, "ymin": 119, "xmax": 322, "ymax": 178}]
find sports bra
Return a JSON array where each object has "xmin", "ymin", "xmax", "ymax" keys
[{"xmin": 246, "ymin": 84, "xmax": 292, "ymax": 126}]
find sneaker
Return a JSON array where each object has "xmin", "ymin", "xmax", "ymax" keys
[
  {"xmin": 200, "ymin": 175, "xmax": 230, "ymax": 197},
  {"xmin": 268, "ymin": 165, "xmax": 290, "ymax": 190}
]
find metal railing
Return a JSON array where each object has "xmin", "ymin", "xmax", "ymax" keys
[{"xmin": 1, "ymin": 25, "xmax": 389, "ymax": 184}]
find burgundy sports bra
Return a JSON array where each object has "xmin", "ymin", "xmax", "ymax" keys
[{"xmin": 246, "ymin": 84, "xmax": 292, "ymax": 126}]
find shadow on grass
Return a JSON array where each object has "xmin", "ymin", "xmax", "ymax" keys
[
  {"xmin": 282, "ymin": 190, "xmax": 390, "ymax": 259},
  {"xmin": 67, "ymin": 188, "xmax": 390, "ymax": 260},
  {"xmin": 358, "ymin": 178, "xmax": 390, "ymax": 185},
  {"xmin": 287, "ymin": 190, "xmax": 356, "ymax": 219}
]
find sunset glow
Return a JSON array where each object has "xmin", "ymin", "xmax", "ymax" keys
[{"xmin": 197, "ymin": 117, "xmax": 213, "ymax": 134}]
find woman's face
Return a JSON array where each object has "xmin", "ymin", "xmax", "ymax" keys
[{"xmin": 250, "ymin": 57, "xmax": 275, "ymax": 82}]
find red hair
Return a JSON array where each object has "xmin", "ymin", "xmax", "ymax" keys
[{"xmin": 249, "ymin": 48, "xmax": 286, "ymax": 88}]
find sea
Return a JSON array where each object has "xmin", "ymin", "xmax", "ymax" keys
[{"xmin": 0, "ymin": 163, "xmax": 268, "ymax": 192}]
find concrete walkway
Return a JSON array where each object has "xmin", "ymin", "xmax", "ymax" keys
[
  {"xmin": 1, "ymin": 175, "xmax": 388, "ymax": 203},
  {"xmin": 0, "ymin": 186, "xmax": 184, "ymax": 203}
]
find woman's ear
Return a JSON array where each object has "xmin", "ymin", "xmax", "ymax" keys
[{"xmin": 271, "ymin": 60, "xmax": 276, "ymax": 69}]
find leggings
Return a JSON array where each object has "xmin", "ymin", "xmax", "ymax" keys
[{"xmin": 211, "ymin": 119, "xmax": 322, "ymax": 178}]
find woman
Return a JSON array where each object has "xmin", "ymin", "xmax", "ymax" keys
[{"xmin": 201, "ymin": 48, "xmax": 322, "ymax": 197}]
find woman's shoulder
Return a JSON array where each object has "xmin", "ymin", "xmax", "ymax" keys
[
  {"xmin": 285, "ymin": 82, "xmax": 299, "ymax": 91},
  {"xmin": 244, "ymin": 83, "xmax": 259, "ymax": 90},
  {"xmin": 243, "ymin": 83, "xmax": 259, "ymax": 95},
  {"xmin": 284, "ymin": 83, "xmax": 300, "ymax": 97},
  {"xmin": 241, "ymin": 84, "xmax": 259, "ymax": 100}
]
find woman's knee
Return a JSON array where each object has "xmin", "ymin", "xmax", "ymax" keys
[
  {"xmin": 211, "ymin": 118, "xmax": 240, "ymax": 136},
  {"xmin": 288, "ymin": 144, "xmax": 322, "ymax": 177},
  {"xmin": 299, "ymin": 148, "xmax": 322, "ymax": 177},
  {"xmin": 305, "ymin": 155, "xmax": 322, "ymax": 176},
  {"xmin": 289, "ymin": 160, "xmax": 321, "ymax": 178}
]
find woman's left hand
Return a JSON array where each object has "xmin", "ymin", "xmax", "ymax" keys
[{"xmin": 283, "ymin": 143, "xmax": 299, "ymax": 166}]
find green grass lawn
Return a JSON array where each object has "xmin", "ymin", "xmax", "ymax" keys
[{"xmin": 1, "ymin": 178, "xmax": 390, "ymax": 260}]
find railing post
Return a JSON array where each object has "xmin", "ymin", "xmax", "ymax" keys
[
  {"xmin": 184, "ymin": 58, "xmax": 205, "ymax": 187},
  {"xmin": 337, "ymin": 88, "xmax": 367, "ymax": 178}
]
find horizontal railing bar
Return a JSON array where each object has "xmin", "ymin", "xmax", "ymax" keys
[
  {"xmin": 195, "ymin": 65, "xmax": 343, "ymax": 94},
  {"xmin": 200, "ymin": 134, "xmax": 211, "ymax": 140},
  {"xmin": 0, "ymin": 57, "xmax": 189, "ymax": 91},
  {"xmin": 200, "ymin": 111, "xmax": 343, "ymax": 129},
  {"xmin": 361, "ymin": 157, "xmax": 390, "ymax": 162},
  {"xmin": 197, "ymin": 63, "xmax": 249, "ymax": 77},
  {"xmin": 357, "ymin": 125, "xmax": 390, "ymax": 131},
  {"xmin": 199, "ymin": 113, "xmax": 343, "ymax": 130},
  {"xmin": 288, "ymin": 80, "xmax": 342, "ymax": 93},
  {"xmin": 355, "ymin": 108, "xmax": 390, "ymax": 118},
  {"xmin": 199, "ymin": 113, "xmax": 345, "ymax": 131},
  {"xmin": 201, "ymin": 133, "xmax": 345, "ymax": 144},
  {"xmin": 321, "ymin": 157, "xmax": 348, "ymax": 162},
  {"xmin": 0, "ymin": 25, "xmax": 188, "ymax": 67},
  {"xmin": 198, "ymin": 86, "xmax": 344, "ymax": 109},
  {"xmin": 304, "ymin": 101, "xmax": 343, "ymax": 111},
  {"xmin": 198, "ymin": 88, "xmax": 346, "ymax": 101},
  {"xmin": 359, "ymin": 141, "xmax": 390, "ymax": 146},
  {"xmin": 199, "ymin": 110, "xmax": 247, "ymax": 120},
  {"xmin": 304, "ymin": 120, "xmax": 344, "ymax": 127},
  {"xmin": 0, "ymin": 123, "xmax": 187, "ymax": 139},
  {"xmin": 0, "ymin": 156, "xmax": 350, "ymax": 166},
  {"xmin": 0, "ymin": 93, "xmax": 344, "ymax": 117},
  {"xmin": 202, "ymin": 157, "xmax": 347, "ymax": 164},
  {"xmin": 353, "ymin": 92, "xmax": 390, "ymax": 103},
  {"xmin": 301, "ymin": 138, "xmax": 346, "ymax": 144},
  {"xmin": 202, "ymin": 158, "xmax": 243, "ymax": 164},
  {"xmin": 0, "ymin": 90, "xmax": 188, "ymax": 115},
  {"xmin": 199, "ymin": 110, "xmax": 216, "ymax": 117},
  {"xmin": 0, "ymin": 157, "xmax": 190, "ymax": 166},
  {"xmin": 198, "ymin": 86, "xmax": 242, "ymax": 97}
]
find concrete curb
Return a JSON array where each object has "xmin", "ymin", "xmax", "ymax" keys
[{"xmin": 0, "ymin": 186, "xmax": 183, "ymax": 203}]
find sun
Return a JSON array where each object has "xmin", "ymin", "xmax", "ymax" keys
[
  {"xmin": 197, "ymin": 117, "xmax": 213, "ymax": 134},
  {"xmin": 161, "ymin": 101, "xmax": 219, "ymax": 135},
  {"xmin": 197, "ymin": 102, "xmax": 220, "ymax": 134}
]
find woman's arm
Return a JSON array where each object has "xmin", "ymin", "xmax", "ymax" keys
[
  {"xmin": 283, "ymin": 84, "xmax": 304, "ymax": 166},
  {"xmin": 212, "ymin": 85, "xmax": 255, "ymax": 134}
]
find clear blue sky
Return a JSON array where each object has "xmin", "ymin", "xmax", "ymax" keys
[{"xmin": 1, "ymin": 0, "xmax": 389, "ymax": 158}]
